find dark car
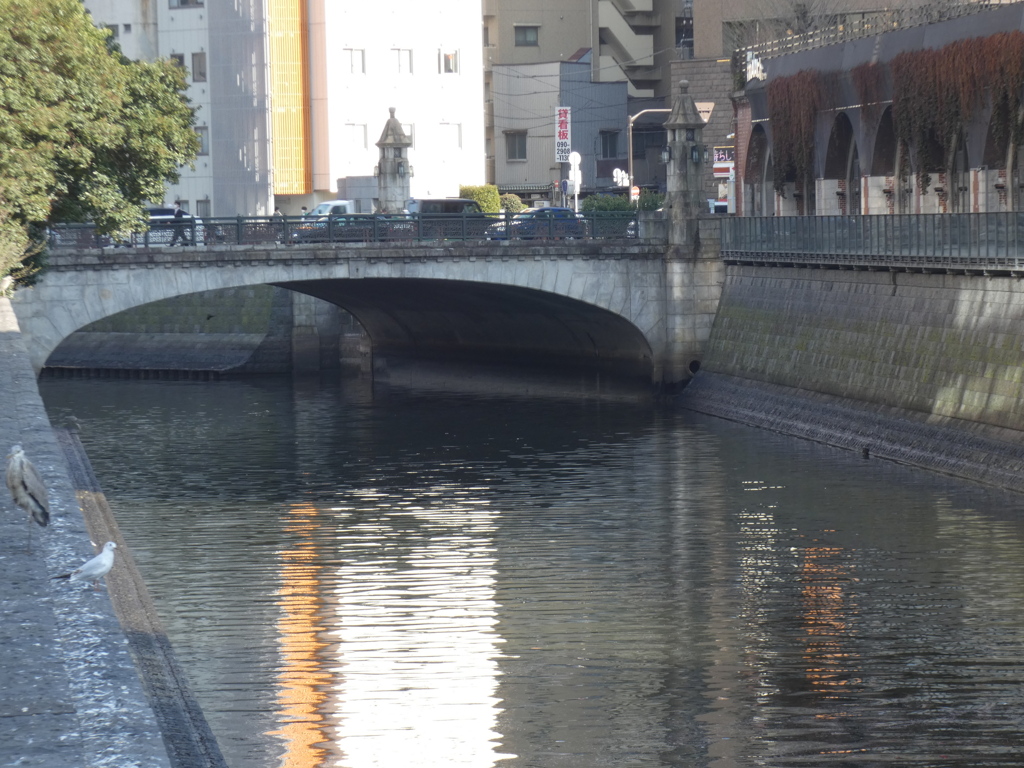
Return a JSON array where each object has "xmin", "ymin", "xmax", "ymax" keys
[
  {"xmin": 290, "ymin": 214, "xmax": 388, "ymax": 243},
  {"xmin": 405, "ymin": 198, "xmax": 482, "ymax": 215},
  {"xmin": 487, "ymin": 207, "xmax": 589, "ymax": 240}
]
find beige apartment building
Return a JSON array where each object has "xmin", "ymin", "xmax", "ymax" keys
[{"xmin": 483, "ymin": 0, "xmax": 685, "ymax": 193}]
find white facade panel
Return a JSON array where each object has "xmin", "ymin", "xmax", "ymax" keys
[{"xmin": 320, "ymin": 1, "xmax": 485, "ymax": 204}]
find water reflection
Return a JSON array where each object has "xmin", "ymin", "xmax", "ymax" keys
[
  {"xmin": 269, "ymin": 502, "xmax": 332, "ymax": 767},
  {"xmin": 323, "ymin": 490, "xmax": 510, "ymax": 768},
  {"xmin": 37, "ymin": 377, "xmax": 1024, "ymax": 768}
]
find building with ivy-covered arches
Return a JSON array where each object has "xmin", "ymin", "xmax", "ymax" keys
[{"xmin": 732, "ymin": 1, "xmax": 1024, "ymax": 218}]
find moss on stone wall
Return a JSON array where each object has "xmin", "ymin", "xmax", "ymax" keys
[
  {"xmin": 703, "ymin": 267, "xmax": 1024, "ymax": 432},
  {"xmin": 82, "ymin": 286, "xmax": 277, "ymax": 335}
]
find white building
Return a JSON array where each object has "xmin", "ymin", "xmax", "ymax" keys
[
  {"xmin": 83, "ymin": 0, "xmax": 485, "ymax": 217},
  {"xmin": 294, "ymin": 1, "xmax": 485, "ymax": 213}
]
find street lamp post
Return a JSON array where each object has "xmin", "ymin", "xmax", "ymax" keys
[{"xmin": 627, "ymin": 108, "xmax": 672, "ymax": 193}]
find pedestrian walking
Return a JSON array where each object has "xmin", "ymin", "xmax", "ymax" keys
[{"xmin": 169, "ymin": 202, "xmax": 190, "ymax": 246}]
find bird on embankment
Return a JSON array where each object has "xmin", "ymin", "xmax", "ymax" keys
[
  {"xmin": 6, "ymin": 444, "xmax": 50, "ymax": 552},
  {"xmin": 52, "ymin": 541, "xmax": 117, "ymax": 590}
]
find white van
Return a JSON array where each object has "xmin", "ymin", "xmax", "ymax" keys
[{"xmin": 308, "ymin": 200, "xmax": 357, "ymax": 216}]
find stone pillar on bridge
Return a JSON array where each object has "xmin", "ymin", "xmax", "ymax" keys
[
  {"xmin": 375, "ymin": 108, "xmax": 413, "ymax": 214},
  {"xmin": 661, "ymin": 81, "xmax": 724, "ymax": 387}
]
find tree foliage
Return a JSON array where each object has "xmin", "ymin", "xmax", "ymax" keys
[
  {"xmin": 0, "ymin": 0, "xmax": 198, "ymax": 282},
  {"xmin": 499, "ymin": 193, "xmax": 525, "ymax": 213},
  {"xmin": 582, "ymin": 194, "xmax": 633, "ymax": 212},
  {"xmin": 459, "ymin": 184, "xmax": 502, "ymax": 213},
  {"xmin": 581, "ymin": 191, "xmax": 663, "ymax": 211}
]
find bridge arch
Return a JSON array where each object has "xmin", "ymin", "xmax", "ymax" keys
[{"xmin": 12, "ymin": 242, "xmax": 672, "ymax": 385}]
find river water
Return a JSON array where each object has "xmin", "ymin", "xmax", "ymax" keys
[{"xmin": 39, "ymin": 375, "xmax": 1024, "ymax": 768}]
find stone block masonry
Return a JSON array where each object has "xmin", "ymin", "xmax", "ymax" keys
[
  {"xmin": 0, "ymin": 297, "xmax": 176, "ymax": 767},
  {"xmin": 681, "ymin": 265, "xmax": 1024, "ymax": 492}
]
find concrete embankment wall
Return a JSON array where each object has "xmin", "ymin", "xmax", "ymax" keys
[
  {"xmin": 680, "ymin": 266, "xmax": 1024, "ymax": 493},
  {"xmin": 2, "ymin": 297, "xmax": 229, "ymax": 766},
  {"xmin": 0, "ymin": 298, "xmax": 176, "ymax": 767}
]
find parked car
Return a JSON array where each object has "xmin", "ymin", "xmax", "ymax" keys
[
  {"xmin": 307, "ymin": 199, "xmax": 358, "ymax": 217},
  {"xmin": 290, "ymin": 213, "xmax": 390, "ymax": 243},
  {"xmin": 487, "ymin": 207, "xmax": 589, "ymax": 240}
]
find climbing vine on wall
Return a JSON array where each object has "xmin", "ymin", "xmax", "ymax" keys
[
  {"xmin": 767, "ymin": 30, "xmax": 1024, "ymax": 192},
  {"xmin": 891, "ymin": 32, "xmax": 1024, "ymax": 187},
  {"xmin": 850, "ymin": 61, "xmax": 888, "ymax": 129},
  {"xmin": 766, "ymin": 70, "xmax": 823, "ymax": 192}
]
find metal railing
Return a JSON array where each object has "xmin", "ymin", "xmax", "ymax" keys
[
  {"xmin": 742, "ymin": 0, "xmax": 1013, "ymax": 64},
  {"xmin": 47, "ymin": 211, "xmax": 639, "ymax": 250},
  {"xmin": 722, "ymin": 213, "xmax": 1024, "ymax": 271}
]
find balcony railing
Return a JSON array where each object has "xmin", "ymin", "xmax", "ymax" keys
[{"xmin": 722, "ymin": 214, "xmax": 1024, "ymax": 272}]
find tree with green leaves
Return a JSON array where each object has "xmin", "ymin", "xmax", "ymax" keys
[
  {"xmin": 500, "ymin": 193, "xmax": 525, "ymax": 214},
  {"xmin": 0, "ymin": 0, "xmax": 198, "ymax": 285},
  {"xmin": 459, "ymin": 184, "xmax": 502, "ymax": 213}
]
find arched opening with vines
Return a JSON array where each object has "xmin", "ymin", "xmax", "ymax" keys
[
  {"xmin": 745, "ymin": 126, "xmax": 772, "ymax": 216},
  {"xmin": 823, "ymin": 113, "xmax": 859, "ymax": 215},
  {"xmin": 982, "ymin": 115, "xmax": 1010, "ymax": 211},
  {"xmin": 913, "ymin": 131, "xmax": 947, "ymax": 212},
  {"xmin": 871, "ymin": 108, "xmax": 899, "ymax": 214}
]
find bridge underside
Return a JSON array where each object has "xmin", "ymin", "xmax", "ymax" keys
[{"xmin": 279, "ymin": 278, "xmax": 655, "ymax": 382}]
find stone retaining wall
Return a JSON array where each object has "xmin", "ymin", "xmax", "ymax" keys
[
  {"xmin": 0, "ymin": 297, "xmax": 174, "ymax": 767},
  {"xmin": 681, "ymin": 265, "xmax": 1024, "ymax": 492}
]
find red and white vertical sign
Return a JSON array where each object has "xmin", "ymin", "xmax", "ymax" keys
[{"xmin": 555, "ymin": 107, "xmax": 571, "ymax": 163}]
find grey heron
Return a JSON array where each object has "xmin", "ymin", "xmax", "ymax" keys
[
  {"xmin": 52, "ymin": 541, "xmax": 117, "ymax": 589},
  {"xmin": 5, "ymin": 444, "xmax": 50, "ymax": 552}
]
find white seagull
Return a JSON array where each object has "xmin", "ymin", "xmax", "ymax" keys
[
  {"xmin": 52, "ymin": 541, "xmax": 117, "ymax": 589},
  {"xmin": 6, "ymin": 444, "xmax": 50, "ymax": 552}
]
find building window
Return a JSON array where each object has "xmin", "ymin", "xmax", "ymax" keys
[
  {"xmin": 345, "ymin": 48, "xmax": 365, "ymax": 74},
  {"xmin": 195, "ymin": 199, "xmax": 211, "ymax": 218},
  {"xmin": 441, "ymin": 122, "xmax": 462, "ymax": 149},
  {"xmin": 170, "ymin": 53, "xmax": 185, "ymax": 69},
  {"xmin": 393, "ymin": 48, "xmax": 413, "ymax": 74},
  {"xmin": 123, "ymin": 23, "xmax": 132, "ymax": 33},
  {"xmin": 439, "ymin": 50, "xmax": 459, "ymax": 74},
  {"xmin": 505, "ymin": 131, "xmax": 527, "ymax": 162},
  {"xmin": 192, "ymin": 52, "xmax": 207, "ymax": 82},
  {"xmin": 195, "ymin": 126, "xmax": 209, "ymax": 155},
  {"xmin": 514, "ymin": 26, "xmax": 539, "ymax": 46},
  {"xmin": 104, "ymin": 24, "xmax": 118, "ymax": 40},
  {"xmin": 169, "ymin": 0, "xmax": 203, "ymax": 7},
  {"xmin": 600, "ymin": 130, "xmax": 620, "ymax": 159},
  {"xmin": 345, "ymin": 124, "xmax": 367, "ymax": 149}
]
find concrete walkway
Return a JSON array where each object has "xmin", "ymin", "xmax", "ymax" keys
[{"xmin": 1, "ymin": 297, "xmax": 174, "ymax": 768}]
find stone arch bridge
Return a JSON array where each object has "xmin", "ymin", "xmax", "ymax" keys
[{"xmin": 11, "ymin": 239, "xmax": 716, "ymax": 389}]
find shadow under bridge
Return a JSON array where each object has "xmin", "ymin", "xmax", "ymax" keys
[{"xmin": 279, "ymin": 277, "xmax": 655, "ymax": 383}]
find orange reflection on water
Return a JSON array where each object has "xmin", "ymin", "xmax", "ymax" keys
[
  {"xmin": 267, "ymin": 502, "xmax": 332, "ymax": 768},
  {"xmin": 800, "ymin": 545, "xmax": 860, "ymax": 696}
]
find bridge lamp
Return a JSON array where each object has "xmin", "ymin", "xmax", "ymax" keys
[{"xmin": 660, "ymin": 146, "xmax": 672, "ymax": 164}]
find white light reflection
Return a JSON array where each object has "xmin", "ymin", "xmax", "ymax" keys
[{"xmin": 326, "ymin": 494, "xmax": 513, "ymax": 768}]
